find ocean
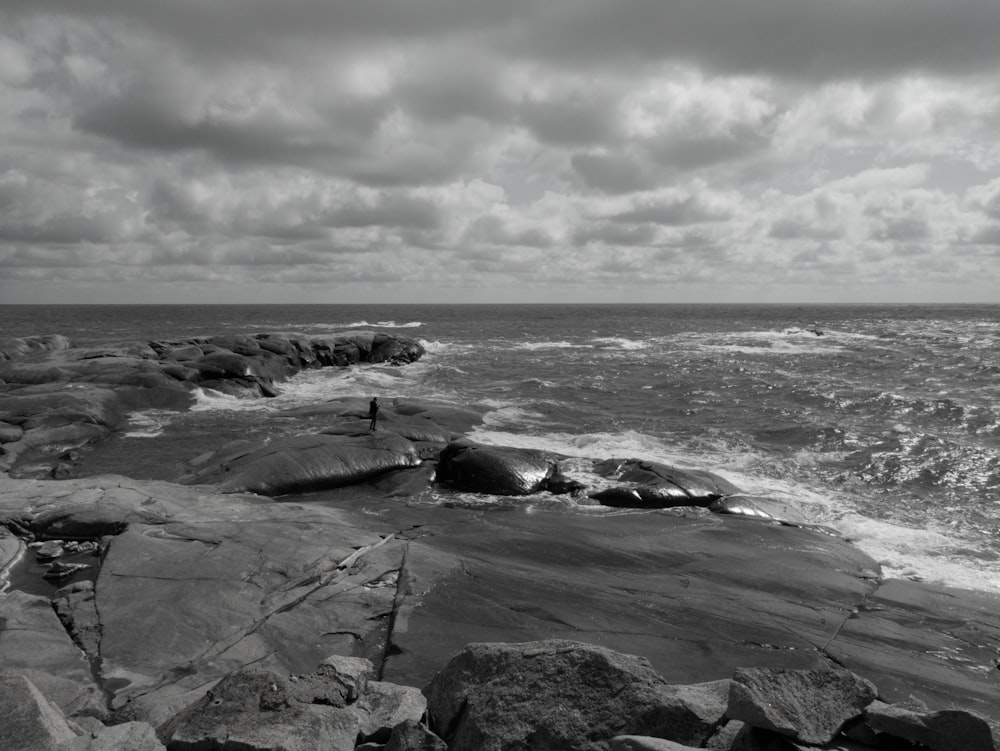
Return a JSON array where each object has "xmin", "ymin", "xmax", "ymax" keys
[{"xmin": 3, "ymin": 303, "xmax": 999, "ymax": 594}]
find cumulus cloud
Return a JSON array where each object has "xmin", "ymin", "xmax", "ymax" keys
[{"xmin": 1, "ymin": 0, "xmax": 999, "ymax": 302}]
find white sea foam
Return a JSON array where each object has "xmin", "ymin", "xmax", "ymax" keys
[
  {"xmin": 591, "ymin": 337, "xmax": 649, "ymax": 350},
  {"xmin": 303, "ymin": 320, "xmax": 424, "ymax": 330},
  {"xmin": 834, "ymin": 513, "xmax": 1000, "ymax": 595},
  {"xmin": 513, "ymin": 341, "xmax": 590, "ymax": 351},
  {"xmin": 122, "ymin": 410, "xmax": 175, "ymax": 438}
]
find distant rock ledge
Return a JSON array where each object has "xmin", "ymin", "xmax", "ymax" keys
[{"xmin": 0, "ymin": 331, "xmax": 424, "ymax": 472}]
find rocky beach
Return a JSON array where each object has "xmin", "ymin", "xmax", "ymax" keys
[{"xmin": 1, "ymin": 330, "xmax": 999, "ymax": 751}]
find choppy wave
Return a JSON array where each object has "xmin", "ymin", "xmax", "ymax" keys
[
  {"xmin": 305, "ymin": 320, "xmax": 423, "ymax": 330},
  {"xmin": 512, "ymin": 341, "xmax": 589, "ymax": 350},
  {"xmin": 122, "ymin": 410, "xmax": 175, "ymax": 438},
  {"xmin": 591, "ymin": 337, "xmax": 650, "ymax": 350}
]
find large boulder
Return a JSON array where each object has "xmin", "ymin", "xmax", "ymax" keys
[
  {"xmin": 590, "ymin": 459, "xmax": 742, "ymax": 508},
  {"xmin": 163, "ymin": 668, "xmax": 362, "ymax": 751},
  {"xmin": 435, "ymin": 441, "xmax": 568, "ymax": 496},
  {"xmin": 180, "ymin": 432, "xmax": 423, "ymax": 496},
  {"xmin": 726, "ymin": 664, "xmax": 877, "ymax": 746},
  {"xmin": 424, "ymin": 640, "xmax": 726, "ymax": 751},
  {"xmin": 864, "ymin": 700, "xmax": 997, "ymax": 751}
]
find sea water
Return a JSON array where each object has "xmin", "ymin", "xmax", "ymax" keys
[{"xmin": 2, "ymin": 303, "xmax": 999, "ymax": 594}]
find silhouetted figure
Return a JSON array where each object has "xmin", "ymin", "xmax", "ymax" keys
[{"xmin": 368, "ymin": 397, "xmax": 379, "ymax": 431}]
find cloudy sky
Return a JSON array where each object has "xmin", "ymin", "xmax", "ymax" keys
[{"xmin": 2, "ymin": 1, "xmax": 1000, "ymax": 304}]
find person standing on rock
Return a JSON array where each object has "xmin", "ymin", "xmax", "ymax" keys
[{"xmin": 368, "ymin": 397, "xmax": 380, "ymax": 431}]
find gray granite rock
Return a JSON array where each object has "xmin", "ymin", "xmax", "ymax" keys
[
  {"xmin": 726, "ymin": 664, "xmax": 877, "ymax": 745},
  {"xmin": 0, "ymin": 673, "xmax": 78, "ymax": 751},
  {"xmin": 424, "ymin": 640, "xmax": 721, "ymax": 751},
  {"xmin": 865, "ymin": 699, "xmax": 997, "ymax": 751}
]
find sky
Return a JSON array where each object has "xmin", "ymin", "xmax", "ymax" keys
[{"xmin": 2, "ymin": 1, "xmax": 1000, "ymax": 304}]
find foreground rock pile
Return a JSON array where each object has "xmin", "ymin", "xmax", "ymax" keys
[{"xmin": 3, "ymin": 639, "xmax": 996, "ymax": 750}]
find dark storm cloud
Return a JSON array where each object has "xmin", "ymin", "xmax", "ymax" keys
[
  {"xmin": 75, "ymin": 92, "xmax": 345, "ymax": 167},
  {"xmin": 2, "ymin": 0, "xmax": 537, "ymax": 60},
  {"xmin": 513, "ymin": 0, "xmax": 1000, "ymax": 80}
]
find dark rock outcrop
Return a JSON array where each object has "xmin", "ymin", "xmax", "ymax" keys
[
  {"xmin": 435, "ymin": 440, "xmax": 582, "ymax": 496},
  {"xmin": 590, "ymin": 458, "xmax": 742, "ymax": 508}
]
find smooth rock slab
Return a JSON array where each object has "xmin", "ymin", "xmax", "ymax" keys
[
  {"xmin": 180, "ymin": 432, "xmax": 422, "ymax": 496},
  {"xmin": 0, "ymin": 591, "xmax": 106, "ymax": 720},
  {"xmin": 726, "ymin": 664, "xmax": 877, "ymax": 745}
]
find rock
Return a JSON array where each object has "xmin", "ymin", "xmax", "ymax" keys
[
  {"xmin": 726, "ymin": 664, "xmax": 877, "ymax": 745},
  {"xmin": 181, "ymin": 432, "xmax": 423, "ymax": 496},
  {"xmin": 864, "ymin": 699, "xmax": 996, "ymax": 751},
  {"xmin": 56, "ymin": 721, "xmax": 165, "ymax": 750},
  {"xmin": 0, "ymin": 331, "xmax": 425, "ymax": 473},
  {"xmin": 708, "ymin": 495, "xmax": 810, "ymax": 526},
  {"xmin": 0, "ymin": 673, "xmax": 78, "ymax": 750},
  {"xmin": 164, "ymin": 668, "xmax": 362, "ymax": 751},
  {"xmin": 4, "ymin": 473, "xmax": 1000, "ymax": 737},
  {"xmin": 590, "ymin": 458, "xmax": 742, "ymax": 508},
  {"xmin": 53, "ymin": 581, "xmax": 102, "ymax": 660},
  {"xmin": 43, "ymin": 560, "xmax": 91, "ymax": 580},
  {"xmin": 0, "ymin": 419, "xmax": 23, "ymax": 443},
  {"xmin": 434, "ymin": 440, "xmax": 562, "ymax": 496},
  {"xmin": 0, "ymin": 590, "xmax": 107, "ymax": 720},
  {"xmin": 35, "ymin": 539, "xmax": 66, "ymax": 560},
  {"xmin": 424, "ymin": 640, "xmax": 723, "ymax": 751},
  {"xmin": 356, "ymin": 681, "xmax": 428, "ymax": 743},
  {"xmin": 824, "ymin": 578, "xmax": 1000, "ymax": 717},
  {"xmin": 611, "ymin": 737, "xmax": 703, "ymax": 751},
  {"xmin": 289, "ymin": 655, "xmax": 376, "ymax": 707},
  {"xmin": 384, "ymin": 719, "xmax": 447, "ymax": 751},
  {"xmin": 703, "ymin": 720, "xmax": 746, "ymax": 750}
]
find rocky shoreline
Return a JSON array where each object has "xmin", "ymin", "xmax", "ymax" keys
[{"xmin": 1, "ymin": 332, "xmax": 999, "ymax": 750}]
